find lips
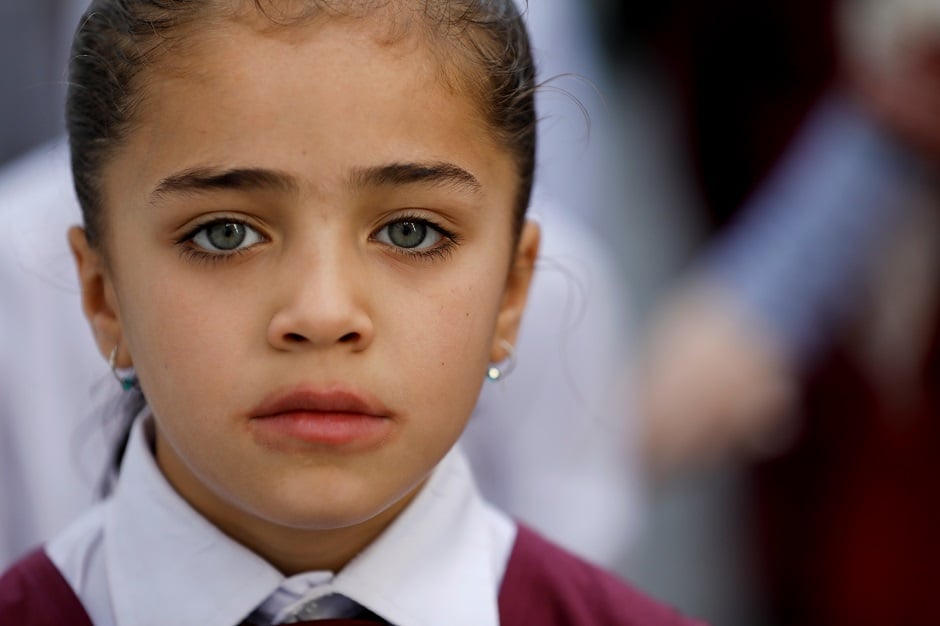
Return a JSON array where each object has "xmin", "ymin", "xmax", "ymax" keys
[
  {"xmin": 250, "ymin": 387, "xmax": 393, "ymax": 448},
  {"xmin": 252, "ymin": 387, "xmax": 390, "ymax": 419}
]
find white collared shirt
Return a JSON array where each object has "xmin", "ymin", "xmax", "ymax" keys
[{"xmin": 46, "ymin": 415, "xmax": 516, "ymax": 626}]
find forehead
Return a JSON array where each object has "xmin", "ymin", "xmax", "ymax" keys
[
  {"xmin": 138, "ymin": 6, "xmax": 485, "ymax": 135},
  {"xmin": 102, "ymin": 10, "xmax": 515, "ymax": 207},
  {"xmin": 154, "ymin": 3, "xmax": 477, "ymax": 96}
]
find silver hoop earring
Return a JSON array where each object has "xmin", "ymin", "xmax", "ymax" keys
[
  {"xmin": 486, "ymin": 339, "xmax": 516, "ymax": 382},
  {"xmin": 109, "ymin": 344, "xmax": 138, "ymax": 391}
]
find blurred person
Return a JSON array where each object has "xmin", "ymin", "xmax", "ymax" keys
[
  {"xmin": 636, "ymin": 0, "xmax": 940, "ymax": 623},
  {"xmin": 0, "ymin": 0, "xmax": 101, "ymax": 569},
  {"xmin": 0, "ymin": 140, "xmax": 108, "ymax": 569},
  {"xmin": 640, "ymin": 91, "xmax": 921, "ymax": 473},
  {"xmin": 576, "ymin": 0, "xmax": 940, "ymax": 623},
  {"xmin": 638, "ymin": 0, "xmax": 939, "ymax": 497}
]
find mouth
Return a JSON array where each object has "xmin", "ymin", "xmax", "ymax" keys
[{"xmin": 249, "ymin": 387, "xmax": 393, "ymax": 449}]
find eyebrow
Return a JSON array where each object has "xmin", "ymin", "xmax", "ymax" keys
[
  {"xmin": 149, "ymin": 160, "xmax": 482, "ymax": 204},
  {"xmin": 150, "ymin": 167, "xmax": 299, "ymax": 203},
  {"xmin": 350, "ymin": 162, "xmax": 482, "ymax": 193}
]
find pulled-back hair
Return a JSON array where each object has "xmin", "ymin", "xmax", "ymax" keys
[{"xmin": 67, "ymin": 0, "xmax": 537, "ymax": 248}]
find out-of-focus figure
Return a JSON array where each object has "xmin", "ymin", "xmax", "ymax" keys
[
  {"xmin": 0, "ymin": 0, "xmax": 100, "ymax": 568},
  {"xmin": 0, "ymin": 140, "xmax": 108, "ymax": 569},
  {"xmin": 635, "ymin": 0, "xmax": 940, "ymax": 623},
  {"xmin": 641, "ymin": 91, "xmax": 922, "ymax": 473}
]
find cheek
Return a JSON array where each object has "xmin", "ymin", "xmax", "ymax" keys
[
  {"xmin": 118, "ymin": 271, "xmax": 256, "ymax": 399},
  {"xmin": 400, "ymin": 281, "xmax": 502, "ymax": 402}
]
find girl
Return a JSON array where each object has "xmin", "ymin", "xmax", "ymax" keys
[{"xmin": 0, "ymin": 1, "xmax": 702, "ymax": 624}]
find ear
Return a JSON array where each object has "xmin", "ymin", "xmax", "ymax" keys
[
  {"xmin": 491, "ymin": 219, "xmax": 540, "ymax": 362},
  {"xmin": 68, "ymin": 226, "xmax": 130, "ymax": 367}
]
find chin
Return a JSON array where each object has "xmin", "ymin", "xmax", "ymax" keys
[{"xmin": 252, "ymin": 486, "xmax": 409, "ymax": 531}]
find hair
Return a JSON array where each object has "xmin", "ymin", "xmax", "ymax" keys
[
  {"xmin": 68, "ymin": 0, "xmax": 537, "ymax": 489},
  {"xmin": 67, "ymin": 0, "xmax": 537, "ymax": 249}
]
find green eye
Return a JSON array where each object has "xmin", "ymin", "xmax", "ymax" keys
[
  {"xmin": 377, "ymin": 219, "xmax": 442, "ymax": 250},
  {"xmin": 192, "ymin": 221, "xmax": 262, "ymax": 252}
]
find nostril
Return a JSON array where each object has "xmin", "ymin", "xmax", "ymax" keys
[
  {"xmin": 285, "ymin": 332, "xmax": 306, "ymax": 343},
  {"xmin": 338, "ymin": 332, "xmax": 360, "ymax": 343}
]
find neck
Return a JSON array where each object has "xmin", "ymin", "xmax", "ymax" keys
[{"xmin": 208, "ymin": 495, "xmax": 417, "ymax": 575}]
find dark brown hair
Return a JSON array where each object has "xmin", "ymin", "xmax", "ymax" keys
[{"xmin": 67, "ymin": 0, "xmax": 537, "ymax": 247}]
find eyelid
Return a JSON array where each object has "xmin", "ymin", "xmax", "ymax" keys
[
  {"xmin": 176, "ymin": 216, "xmax": 268, "ymax": 262},
  {"xmin": 177, "ymin": 215, "xmax": 262, "ymax": 241},
  {"xmin": 370, "ymin": 213, "xmax": 460, "ymax": 257}
]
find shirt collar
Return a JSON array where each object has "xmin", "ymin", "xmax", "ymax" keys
[
  {"xmin": 106, "ymin": 417, "xmax": 284, "ymax": 626},
  {"xmin": 105, "ymin": 415, "xmax": 515, "ymax": 626},
  {"xmin": 330, "ymin": 440, "xmax": 515, "ymax": 626}
]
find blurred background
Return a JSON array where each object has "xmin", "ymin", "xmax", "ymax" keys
[
  {"xmin": 2, "ymin": 1, "xmax": 939, "ymax": 625},
  {"xmin": 0, "ymin": 3, "xmax": 83, "ymax": 166}
]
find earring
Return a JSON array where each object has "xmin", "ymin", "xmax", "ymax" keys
[
  {"xmin": 109, "ymin": 344, "xmax": 138, "ymax": 391},
  {"xmin": 486, "ymin": 339, "xmax": 516, "ymax": 382}
]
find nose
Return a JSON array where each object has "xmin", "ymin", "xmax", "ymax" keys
[{"xmin": 266, "ymin": 244, "xmax": 374, "ymax": 352}]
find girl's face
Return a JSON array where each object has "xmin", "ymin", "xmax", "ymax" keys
[{"xmin": 71, "ymin": 13, "xmax": 537, "ymax": 569}]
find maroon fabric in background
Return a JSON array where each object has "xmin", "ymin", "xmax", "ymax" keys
[
  {"xmin": 0, "ymin": 524, "xmax": 707, "ymax": 625},
  {"xmin": 753, "ymin": 310, "xmax": 940, "ymax": 625}
]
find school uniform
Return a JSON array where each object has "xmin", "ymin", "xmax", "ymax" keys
[{"xmin": 0, "ymin": 415, "xmax": 702, "ymax": 626}]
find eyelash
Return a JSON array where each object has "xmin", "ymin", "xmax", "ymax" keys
[
  {"xmin": 375, "ymin": 213, "xmax": 460, "ymax": 262},
  {"xmin": 175, "ymin": 217, "xmax": 263, "ymax": 265},
  {"xmin": 174, "ymin": 213, "xmax": 460, "ymax": 264}
]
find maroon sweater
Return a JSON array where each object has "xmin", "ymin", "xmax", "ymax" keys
[{"xmin": 0, "ymin": 525, "xmax": 704, "ymax": 625}]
